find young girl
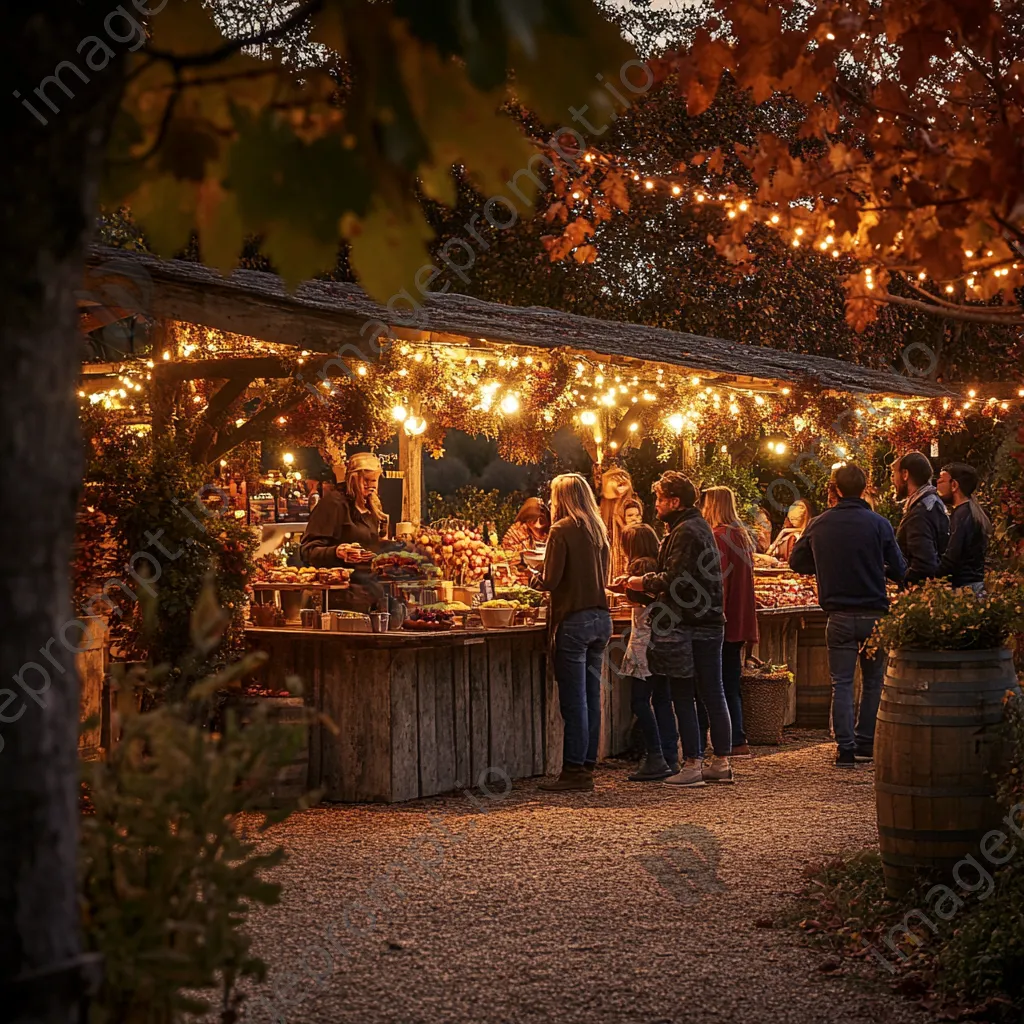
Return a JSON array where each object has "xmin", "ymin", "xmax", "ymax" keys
[{"xmin": 618, "ymin": 524, "xmax": 680, "ymax": 780}]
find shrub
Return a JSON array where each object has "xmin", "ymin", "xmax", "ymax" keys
[
  {"xmin": 427, "ymin": 486, "xmax": 528, "ymax": 540},
  {"xmin": 867, "ymin": 574, "xmax": 1024, "ymax": 654},
  {"xmin": 81, "ymin": 582, "xmax": 318, "ymax": 1023}
]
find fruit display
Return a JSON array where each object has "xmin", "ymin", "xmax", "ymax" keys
[
  {"xmin": 495, "ymin": 585, "xmax": 544, "ymax": 608},
  {"xmin": 753, "ymin": 570, "xmax": 819, "ymax": 610},
  {"xmin": 402, "ymin": 607, "xmax": 455, "ymax": 630},
  {"xmin": 254, "ymin": 565, "xmax": 352, "ymax": 586},
  {"xmin": 371, "ymin": 550, "xmax": 436, "ymax": 580},
  {"xmin": 411, "ymin": 522, "xmax": 513, "ymax": 585}
]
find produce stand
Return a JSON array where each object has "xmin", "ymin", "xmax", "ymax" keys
[{"xmin": 77, "ymin": 246, "xmax": 954, "ymax": 791}]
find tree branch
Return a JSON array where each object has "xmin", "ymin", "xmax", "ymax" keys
[
  {"xmin": 145, "ymin": 0, "xmax": 324, "ymax": 69},
  {"xmin": 872, "ymin": 292, "xmax": 1024, "ymax": 325}
]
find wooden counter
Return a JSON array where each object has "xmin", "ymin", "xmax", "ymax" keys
[{"xmin": 245, "ymin": 624, "xmax": 550, "ymax": 803}]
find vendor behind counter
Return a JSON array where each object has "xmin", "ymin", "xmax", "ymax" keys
[{"xmin": 300, "ymin": 453, "xmax": 387, "ymax": 566}]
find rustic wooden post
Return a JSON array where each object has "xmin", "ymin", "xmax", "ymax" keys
[
  {"xmin": 149, "ymin": 320, "xmax": 178, "ymax": 438},
  {"xmin": 398, "ymin": 398, "xmax": 423, "ymax": 525}
]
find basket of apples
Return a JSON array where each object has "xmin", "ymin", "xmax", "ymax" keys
[{"xmin": 413, "ymin": 520, "xmax": 503, "ymax": 585}]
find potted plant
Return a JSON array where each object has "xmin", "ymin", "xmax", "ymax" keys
[{"xmin": 867, "ymin": 574, "xmax": 1024, "ymax": 896}]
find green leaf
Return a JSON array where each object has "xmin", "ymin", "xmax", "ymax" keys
[
  {"xmin": 127, "ymin": 174, "xmax": 198, "ymax": 256},
  {"xmin": 346, "ymin": 199, "xmax": 434, "ymax": 301},
  {"xmin": 226, "ymin": 109, "xmax": 371, "ymax": 244}
]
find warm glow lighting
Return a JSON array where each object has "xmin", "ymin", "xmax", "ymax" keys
[
  {"xmin": 413, "ymin": 352, "xmax": 424, "ymax": 362},
  {"xmin": 219, "ymin": 460, "xmax": 227, "ymax": 468},
  {"xmin": 572, "ymin": 191, "xmax": 580, "ymax": 199},
  {"xmin": 792, "ymin": 239, "xmax": 800, "ymax": 247},
  {"xmin": 776, "ymin": 441, "xmax": 787, "ymax": 454},
  {"xmin": 965, "ymin": 250, "xmax": 974, "ymax": 258},
  {"xmin": 754, "ymin": 395, "xmax": 765, "ymax": 406},
  {"xmin": 795, "ymin": 228, "xmax": 804, "ymax": 236},
  {"xmin": 770, "ymin": 214, "xmax": 780, "ymax": 224},
  {"xmin": 580, "ymin": 410, "xmax": 597, "ymax": 426},
  {"xmin": 594, "ymin": 434, "xmax": 603, "ymax": 444},
  {"xmin": 404, "ymin": 415, "xmax": 427, "ymax": 436},
  {"xmin": 781, "ymin": 387, "xmax": 791, "ymax": 396},
  {"xmin": 918, "ymin": 271, "xmax": 927, "ymax": 280},
  {"xmin": 672, "ymin": 185, "xmax": 681, "ymax": 196},
  {"xmin": 691, "ymin": 376, "xmax": 700, "ymax": 385},
  {"xmin": 628, "ymin": 422, "xmax": 638, "ymax": 432},
  {"xmin": 668, "ymin": 413, "xmax": 685, "ymax": 432},
  {"xmin": 500, "ymin": 394, "xmax": 520, "ymax": 415},
  {"xmin": 277, "ymin": 416, "xmax": 287, "ymax": 425},
  {"xmin": 282, "ymin": 452, "xmax": 295, "ymax": 466},
  {"xmin": 826, "ymin": 32, "xmax": 835, "ymax": 39},
  {"xmin": 728, "ymin": 210, "xmax": 737, "ymax": 219},
  {"xmin": 644, "ymin": 180, "xmax": 654, "ymax": 190},
  {"xmin": 739, "ymin": 202, "xmax": 748, "ymax": 212},
  {"xmin": 609, "ymin": 441, "xmax": 619, "ymax": 450},
  {"xmin": 235, "ymin": 418, "xmax": 245, "ymax": 427},
  {"xmin": 161, "ymin": 351, "xmax": 170, "ymax": 361},
  {"xmin": 357, "ymin": 365, "xmax": 367, "ymax": 375},
  {"xmin": 392, "ymin": 404, "xmax": 407, "ymax": 422},
  {"xmin": 825, "ymin": 235, "xmax": 834, "ymax": 244},
  {"xmin": 945, "ymin": 285, "xmax": 954, "ymax": 294},
  {"xmin": 968, "ymin": 389, "xmax": 977, "ymax": 398}
]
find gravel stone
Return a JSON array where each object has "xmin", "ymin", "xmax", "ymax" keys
[{"xmin": 238, "ymin": 732, "xmax": 931, "ymax": 1024}]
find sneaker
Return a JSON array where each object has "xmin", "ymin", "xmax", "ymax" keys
[
  {"xmin": 664, "ymin": 760, "xmax": 706, "ymax": 788},
  {"xmin": 854, "ymin": 746, "xmax": 873, "ymax": 763},
  {"xmin": 835, "ymin": 748, "xmax": 856, "ymax": 768},
  {"xmin": 628, "ymin": 754, "xmax": 673, "ymax": 782},
  {"xmin": 731, "ymin": 744, "xmax": 753, "ymax": 759},
  {"xmin": 702, "ymin": 757, "xmax": 735, "ymax": 784}
]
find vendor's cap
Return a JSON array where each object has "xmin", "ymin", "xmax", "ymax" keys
[{"xmin": 347, "ymin": 452, "xmax": 382, "ymax": 474}]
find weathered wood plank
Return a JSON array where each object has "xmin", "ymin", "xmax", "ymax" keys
[
  {"xmin": 488, "ymin": 637, "xmax": 513, "ymax": 778},
  {"xmin": 433, "ymin": 646, "xmax": 457, "ymax": 794},
  {"xmin": 417, "ymin": 649, "xmax": 439, "ymax": 797},
  {"xmin": 510, "ymin": 641, "xmax": 533, "ymax": 778},
  {"xmin": 531, "ymin": 647, "xmax": 545, "ymax": 776},
  {"xmin": 453, "ymin": 644, "xmax": 471, "ymax": 788},
  {"xmin": 607, "ymin": 633, "xmax": 633, "ymax": 758},
  {"xmin": 468, "ymin": 639, "xmax": 489, "ymax": 782},
  {"xmin": 389, "ymin": 649, "xmax": 420, "ymax": 802}
]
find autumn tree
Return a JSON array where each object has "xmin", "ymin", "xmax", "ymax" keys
[{"xmin": 544, "ymin": 0, "xmax": 1024, "ymax": 336}]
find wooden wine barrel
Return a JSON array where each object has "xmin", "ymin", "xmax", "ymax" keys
[
  {"xmin": 795, "ymin": 617, "xmax": 831, "ymax": 728},
  {"xmin": 875, "ymin": 648, "xmax": 1019, "ymax": 897}
]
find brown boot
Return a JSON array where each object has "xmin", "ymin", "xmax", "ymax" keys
[{"xmin": 538, "ymin": 763, "xmax": 594, "ymax": 792}]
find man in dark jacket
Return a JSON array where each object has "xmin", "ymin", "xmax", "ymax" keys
[
  {"xmin": 790, "ymin": 463, "xmax": 907, "ymax": 768},
  {"xmin": 936, "ymin": 462, "xmax": 989, "ymax": 592},
  {"xmin": 891, "ymin": 451, "xmax": 949, "ymax": 583},
  {"xmin": 625, "ymin": 472, "xmax": 733, "ymax": 786}
]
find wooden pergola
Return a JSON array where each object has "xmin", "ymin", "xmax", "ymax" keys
[{"xmin": 80, "ymin": 246, "xmax": 951, "ymax": 522}]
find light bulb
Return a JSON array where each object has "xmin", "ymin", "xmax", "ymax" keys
[
  {"xmin": 668, "ymin": 413, "xmax": 685, "ymax": 432},
  {"xmin": 580, "ymin": 411, "xmax": 597, "ymax": 426},
  {"xmin": 282, "ymin": 452, "xmax": 295, "ymax": 466},
  {"xmin": 392, "ymin": 404, "xmax": 408, "ymax": 422},
  {"xmin": 500, "ymin": 394, "xmax": 519, "ymax": 415}
]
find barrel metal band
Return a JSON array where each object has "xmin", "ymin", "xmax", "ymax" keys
[
  {"xmin": 878, "ymin": 825, "xmax": 990, "ymax": 842},
  {"xmin": 875, "ymin": 782, "xmax": 998, "ymax": 798}
]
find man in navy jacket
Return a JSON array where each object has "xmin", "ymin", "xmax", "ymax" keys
[
  {"xmin": 790, "ymin": 463, "xmax": 907, "ymax": 767},
  {"xmin": 891, "ymin": 450, "xmax": 949, "ymax": 583}
]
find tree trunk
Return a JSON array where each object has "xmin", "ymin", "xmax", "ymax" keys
[{"xmin": 0, "ymin": 6, "xmax": 123, "ymax": 1020}]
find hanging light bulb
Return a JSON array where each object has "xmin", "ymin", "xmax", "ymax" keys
[
  {"xmin": 392, "ymin": 404, "xmax": 408, "ymax": 422},
  {"xmin": 580, "ymin": 410, "xmax": 597, "ymax": 426},
  {"xmin": 668, "ymin": 413, "xmax": 685, "ymax": 432},
  {"xmin": 404, "ymin": 415, "xmax": 428, "ymax": 436},
  {"xmin": 500, "ymin": 394, "xmax": 520, "ymax": 415}
]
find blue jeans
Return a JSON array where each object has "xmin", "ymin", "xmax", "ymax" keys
[
  {"xmin": 629, "ymin": 675, "xmax": 679, "ymax": 765},
  {"xmin": 696, "ymin": 640, "xmax": 746, "ymax": 755},
  {"xmin": 554, "ymin": 609, "xmax": 613, "ymax": 766},
  {"xmin": 670, "ymin": 629, "xmax": 732, "ymax": 760},
  {"xmin": 826, "ymin": 612, "xmax": 886, "ymax": 753}
]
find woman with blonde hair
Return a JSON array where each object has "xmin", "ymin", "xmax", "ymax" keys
[
  {"xmin": 533, "ymin": 473, "xmax": 612, "ymax": 792},
  {"xmin": 700, "ymin": 486, "xmax": 759, "ymax": 758},
  {"xmin": 767, "ymin": 498, "xmax": 813, "ymax": 562}
]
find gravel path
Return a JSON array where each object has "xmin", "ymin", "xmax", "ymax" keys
[{"xmin": 240, "ymin": 733, "xmax": 929, "ymax": 1024}]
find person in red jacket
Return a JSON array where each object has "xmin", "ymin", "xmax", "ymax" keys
[{"xmin": 701, "ymin": 486, "xmax": 759, "ymax": 758}]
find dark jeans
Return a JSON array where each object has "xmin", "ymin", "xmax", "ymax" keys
[
  {"xmin": 554, "ymin": 608, "xmax": 613, "ymax": 766},
  {"xmin": 826, "ymin": 612, "xmax": 886, "ymax": 753},
  {"xmin": 629, "ymin": 674, "xmax": 679, "ymax": 765},
  {"xmin": 670, "ymin": 629, "xmax": 732, "ymax": 760},
  {"xmin": 696, "ymin": 640, "xmax": 747, "ymax": 755}
]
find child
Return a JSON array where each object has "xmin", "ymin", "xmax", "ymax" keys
[{"xmin": 617, "ymin": 524, "xmax": 680, "ymax": 780}]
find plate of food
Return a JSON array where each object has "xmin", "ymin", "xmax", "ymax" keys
[{"xmin": 336, "ymin": 543, "xmax": 376, "ymax": 564}]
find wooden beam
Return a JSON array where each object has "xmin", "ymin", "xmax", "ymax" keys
[
  {"xmin": 154, "ymin": 356, "xmax": 299, "ymax": 381},
  {"xmin": 398, "ymin": 399, "xmax": 423, "ymax": 526}
]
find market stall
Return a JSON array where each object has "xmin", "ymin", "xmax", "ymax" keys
[{"xmin": 78, "ymin": 245, "xmax": 971, "ymax": 800}]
